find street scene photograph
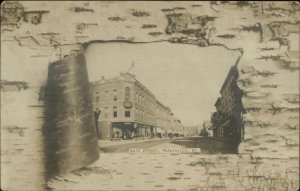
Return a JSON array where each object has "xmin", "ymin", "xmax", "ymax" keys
[{"xmin": 87, "ymin": 42, "xmax": 241, "ymax": 154}]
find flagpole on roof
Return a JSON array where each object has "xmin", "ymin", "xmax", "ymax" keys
[
  {"xmin": 133, "ymin": 59, "xmax": 135, "ymax": 75},
  {"xmin": 127, "ymin": 59, "xmax": 135, "ymax": 74}
]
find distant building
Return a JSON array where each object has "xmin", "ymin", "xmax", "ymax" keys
[
  {"xmin": 91, "ymin": 73, "xmax": 183, "ymax": 140},
  {"xmin": 171, "ymin": 117, "xmax": 184, "ymax": 137},
  {"xmin": 211, "ymin": 65, "xmax": 244, "ymax": 142},
  {"xmin": 183, "ymin": 126, "xmax": 198, "ymax": 137}
]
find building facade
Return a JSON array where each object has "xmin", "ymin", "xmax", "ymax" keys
[
  {"xmin": 182, "ymin": 126, "xmax": 198, "ymax": 137},
  {"xmin": 211, "ymin": 65, "xmax": 244, "ymax": 142},
  {"xmin": 91, "ymin": 73, "xmax": 182, "ymax": 140},
  {"xmin": 155, "ymin": 100, "xmax": 173, "ymax": 137}
]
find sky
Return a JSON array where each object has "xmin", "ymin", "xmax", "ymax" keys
[{"xmin": 85, "ymin": 42, "xmax": 238, "ymax": 126}]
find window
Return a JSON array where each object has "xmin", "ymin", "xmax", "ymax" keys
[
  {"xmin": 125, "ymin": 109, "xmax": 130, "ymax": 118},
  {"xmin": 113, "ymin": 89, "xmax": 117, "ymax": 101},
  {"xmin": 125, "ymin": 87, "xmax": 130, "ymax": 101},
  {"xmin": 95, "ymin": 92, "xmax": 99, "ymax": 102},
  {"xmin": 113, "ymin": 107, "xmax": 117, "ymax": 118},
  {"xmin": 105, "ymin": 107, "xmax": 108, "ymax": 118}
]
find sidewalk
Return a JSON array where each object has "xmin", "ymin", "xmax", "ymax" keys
[{"xmin": 98, "ymin": 137, "xmax": 169, "ymax": 148}]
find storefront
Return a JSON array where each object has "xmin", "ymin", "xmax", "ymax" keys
[
  {"xmin": 133, "ymin": 123, "xmax": 155, "ymax": 138},
  {"xmin": 111, "ymin": 122, "xmax": 135, "ymax": 139}
]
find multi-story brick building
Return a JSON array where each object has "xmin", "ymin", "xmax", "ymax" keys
[
  {"xmin": 155, "ymin": 100, "xmax": 173, "ymax": 137},
  {"xmin": 211, "ymin": 65, "xmax": 244, "ymax": 142},
  {"xmin": 91, "ymin": 72, "xmax": 182, "ymax": 140}
]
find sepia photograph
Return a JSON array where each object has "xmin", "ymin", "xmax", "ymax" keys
[{"xmin": 1, "ymin": 1, "xmax": 299, "ymax": 191}]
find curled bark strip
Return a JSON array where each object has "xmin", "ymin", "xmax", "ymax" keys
[{"xmin": 43, "ymin": 53, "xmax": 99, "ymax": 180}]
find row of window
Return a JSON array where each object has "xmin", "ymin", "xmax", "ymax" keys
[
  {"xmin": 94, "ymin": 88, "xmax": 156, "ymax": 114},
  {"xmin": 157, "ymin": 117, "xmax": 171, "ymax": 123},
  {"xmin": 135, "ymin": 111, "xmax": 155, "ymax": 123},
  {"xmin": 94, "ymin": 88, "xmax": 167, "ymax": 123},
  {"xmin": 95, "ymin": 107, "xmax": 156, "ymax": 123},
  {"xmin": 134, "ymin": 104, "xmax": 156, "ymax": 115},
  {"xmin": 157, "ymin": 109, "xmax": 172, "ymax": 118},
  {"xmin": 94, "ymin": 87, "xmax": 131, "ymax": 103},
  {"xmin": 135, "ymin": 92, "xmax": 155, "ymax": 112},
  {"xmin": 96, "ymin": 107, "xmax": 131, "ymax": 118}
]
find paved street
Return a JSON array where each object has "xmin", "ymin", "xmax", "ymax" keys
[{"xmin": 99, "ymin": 136, "xmax": 239, "ymax": 154}]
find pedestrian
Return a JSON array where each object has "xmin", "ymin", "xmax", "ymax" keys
[
  {"xmin": 94, "ymin": 108, "xmax": 100, "ymax": 138},
  {"xmin": 123, "ymin": 131, "xmax": 127, "ymax": 140}
]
